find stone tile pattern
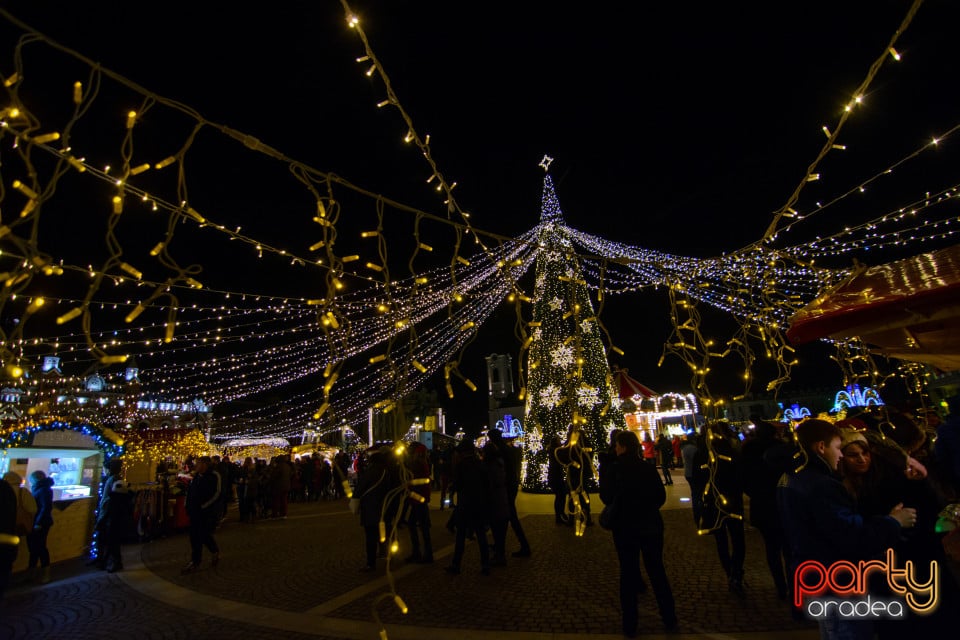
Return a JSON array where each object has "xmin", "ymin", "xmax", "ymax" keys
[{"xmin": 2, "ymin": 496, "xmax": 818, "ymax": 637}]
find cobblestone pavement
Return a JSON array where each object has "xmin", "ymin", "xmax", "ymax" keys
[{"xmin": 0, "ymin": 479, "xmax": 820, "ymax": 639}]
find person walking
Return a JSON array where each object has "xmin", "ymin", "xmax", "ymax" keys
[
  {"xmin": 488, "ymin": 428, "xmax": 532, "ymax": 557},
  {"xmin": 27, "ymin": 470, "xmax": 54, "ymax": 584},
  {"xmin": 680, "ymin": 432, "xmax": 699, "ymax": 520},
  {"xmin": 656, "ymin": 434, "xmax": 674, "ymax": 485},
  {"xmin": 445, "ymin": 439, "xmax": 491, "ymax": 575},
  {"xmin": 692, "ymin": 421, "xmax": 747, "ymax": 597},
  {"xmin": 564, "ymin": 429, "xmax": 594, "ymax": 528},
  {"xmin": 270, "ymin": 454, "xmax": 293, "ymax": 519},
  {"xmin": 355, "ymin": 447, "xmax": 395, "ymax": 572},
  {"xmin": 94, "ymin": 459, "xmax": 132, "ymax": 573},
  {"xmin": 741, "ymin": 419, "xmax": 790, "ymax": 600},
  {"xmin": 483, "ymin": 441, "xmax": 510, "ymax": 567},
  {"xmin": 548, "ymin": 436, "xmax": 568, "ymax": 525},
  {"xmin": 405, "ymin": 443, "xmax": 434, "ymax": 564},
  {"xmin": 599, "ymin": 430, "xmax": 678, "ymax": 637},
  {"xmin": 236, "ymin": 457, "xmax": 256, "ymax": 523},
  {"xmin": 182, "ymin": 456, "xmax": 221, "ymax": 573}
]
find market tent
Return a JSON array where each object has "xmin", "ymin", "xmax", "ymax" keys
[
  {"xmin": 612, "ymin": 367, "xmax": 659, "ymax": 399},
  {"xmin": 786, "ymin": 244, "xmax": 960, "ymax": 372}
]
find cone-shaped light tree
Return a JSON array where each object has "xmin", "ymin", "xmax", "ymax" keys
[{"xmin": 521, "ymin": 161, "xmax": 627, "ymax": 492}]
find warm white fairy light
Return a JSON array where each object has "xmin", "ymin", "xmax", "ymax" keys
[{"xmin": 2, "ymin": 0, "xmax": 956, "ymax": 452}]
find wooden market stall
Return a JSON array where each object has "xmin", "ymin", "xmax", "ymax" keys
[
  {"xmin": 0, "ymin": 418, "xmax": 123, "ymax": 572},
  {"xmin": 118, "ymin": 425, "xmax": 215, "ymax": 537}
]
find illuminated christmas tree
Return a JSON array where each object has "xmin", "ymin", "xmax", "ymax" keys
[{"xmin": 521, "ymin": 158, "xmax": 626, "ymax": 493}]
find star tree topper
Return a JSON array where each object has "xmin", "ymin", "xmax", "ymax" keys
[{"xmin": 539, "ymin": 155, "xmax": 554, "ymax": 172}]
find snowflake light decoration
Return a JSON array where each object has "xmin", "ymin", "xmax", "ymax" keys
[
  {"xmin": 551, "ymin": 344, "xmax": 575, "ymax": 369},
  {"xmin": 576, "ymin": 384, "xmax": 601, "ymax": 409},
  {"xmin": 539, "ymin": 383, "xmax": 563, "ymax": 409},
  {"xmin": 526, "ymin": 425, "xmax": 543, "ymax": 453}
]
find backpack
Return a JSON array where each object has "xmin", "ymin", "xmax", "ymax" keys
[{"xmin": 15, "ymin": 487, "xmax": 37, "ymax": 536}]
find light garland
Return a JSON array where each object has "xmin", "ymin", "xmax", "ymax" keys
[{"xmin": 0, "ymin": 2, "xmax": 954, "ymax": 479}]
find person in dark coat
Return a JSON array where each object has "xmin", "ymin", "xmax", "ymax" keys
[
  {"xmin": 563, "ymin": 429, "xmax": 594, "ymax": 527},
  {"xmin": 482, "ymin": 441, "xmax": 510, "ymax": 567},
  {"xmin": 692, "ymin": 421, "xmax": 747, "ymax": 596},
  {"xmin": 182, "ymin": 456, "xmax": 221, "ymax": 573},
  {"xmin": 438, "ymin": 445, "xmax": 453, "ymax": 510},
  {"xmin": 837, "ymin": 421, "xmax": 960, "ymax": 637},
  {"xmin": 599, "ymin": 430, "xmax": 678, "ymax": 637},
  {"xmin": 445, "ymin": 439, "xmax": 491, "ymax": 575},
  {"xmin": 28, "ymin": 470, "xmax": 54, "ymax": 583},
  {"xmin": 269, "ymin": 454, "xmax": 293, "ymax": 519},
  {"xmin": 680, "ymin": 433, "xmax": 700, "ymax": 521},
  {"xmin": 405, "ymin": 443, "xmax": 434, "ymax": 564},
  {"xmin": 487, "ymin": 428, "xmax": 531, "ymax": 556},
  {"xmin": 656, "ymin": 434, "xmax": 674, "ymax": 485},
  {"xmin": 741, "ymin": 419, "xmax": 790, "ymax": 599},
  {"xmin": 548, "ymin": 436, "xmax": 568, "ymax": 525},
  {"xmin": 0, "ymin": 476, "xmax": 17, "ymax": 601},
  {"xmin": 94, "ymin": 458, "xmax": 132, "ymax": 573},
  {"xmin": 778, "ymin": 419, "xmax": 916, "ymax": 639},
  {"xmin": 354, "ymin": 447, "xmax": 397, "ymax": 572}
]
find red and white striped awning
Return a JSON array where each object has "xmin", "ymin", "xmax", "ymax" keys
[{"xmin": 612, "ymin": 367, "xmax": 658, "ymax": 399}]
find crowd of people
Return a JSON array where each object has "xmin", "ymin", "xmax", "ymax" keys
[
  {"xmin": 1, "ymin": 468, "xmax": 55, "ymax": 600},
  {"xmin": 3, "ymin": 396, "xmax": 960, "ymax": 639},
  {"xmin": 350, "ymin": 430, "xmax": 531, "ymax": 575},
  {"xmin": 673, "ymin": 400, "xmax": 960, "ymax": 640}
]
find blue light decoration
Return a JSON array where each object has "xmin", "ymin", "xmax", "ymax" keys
[
  {"xmin": 495, "ymin": 414, "xmax": 524, "ymax": 439},
  {"xmin": 782, "ymin": 403, "xmax": 811, "ymax": 421},
  {"xmin": 0, "ymin": 419, "xmax": 125, "ymax": 460},
  {"xmin": 833, "ymin": 384, "xmax": 884, "ymax": 412}
]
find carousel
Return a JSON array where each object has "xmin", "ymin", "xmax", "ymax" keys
[{"xmin": 613, "ymin": 368, "xmax": 700, "ymax": 438}]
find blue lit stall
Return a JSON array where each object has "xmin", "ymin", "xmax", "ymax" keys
[{"xmin": 0, "ymin": 419, "xmax": 123, "ymax": 571}]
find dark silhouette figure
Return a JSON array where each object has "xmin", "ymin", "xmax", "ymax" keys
[
  {"xmin": 656, "ymin": 434, "xmax": 674, "ymax": 485},
  {"xmin": 599, "ymin": 430, "xmax": 678, "ymax": 636},
  {"xmin": 445, "ymin": 440, "xmax": 491, "ymax": 575},
  {"xmin": 741, "ymin": 419, "xmax": 790, "ymax": 599},
  {"xmin": 182, "ymin": 456, "xmax": 222, "ymax": 573},
  {"xmin": 488, "ymin": 428, "xmax": 531, "ymax": 556},
  {"xmin": 548, "ymin": 436, "xmax": 568, "ymax": 524}
]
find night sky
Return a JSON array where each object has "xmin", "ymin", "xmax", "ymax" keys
[{"xmin": 1, "ymin": 1, "xmax": 958, "ymax": 431}]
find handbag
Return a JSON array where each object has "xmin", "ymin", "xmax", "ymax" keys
[{"xmin": 599, "ymin": 500, "xmax": 618, "ymax": 530}]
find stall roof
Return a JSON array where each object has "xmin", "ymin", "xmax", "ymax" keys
[
  {"xmin": 786, "ymin": 244, "xmax": 960, "ymax": 371},
  {"xmin": 613, "ymin": 368, "xmax": 659, "ymax": 399}
]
